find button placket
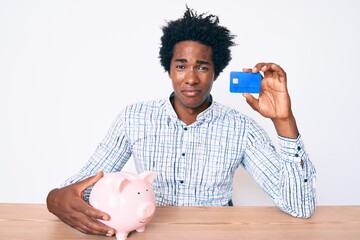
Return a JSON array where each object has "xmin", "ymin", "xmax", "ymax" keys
[
  {"xmin": 176, "ymin": 125, "xmax": 189, "ymax": 205},
  {"xmin": 179, "ymin": 125, "xmax": 189, "ymax": 182}
]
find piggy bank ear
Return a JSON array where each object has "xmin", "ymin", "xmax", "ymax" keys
[
  {"xmin": 118, "ymin": 178, "xmax": 131, "ymax": 192},
  {"xmin": 140, "ymin": 171, "xmax": 156, "ymax": 184}
]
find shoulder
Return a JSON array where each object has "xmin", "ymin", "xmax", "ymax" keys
[
  {"xmin": 210, "ymin": 101, "xmax": 268, "ymax": 136},
  {"xmin": 211, "ymin": 101, "xmax": 253, "ymax": 124},
  {"xmin": 123, "ymin": 98, "xmax": 167, "ymax": 114},
  {"xmin": 118, "ymin": 98, "xmax": 169, "ymax": 124},
  {"xmin": 212, "ymin": 102, "xmax": 272, "ymax": 144}
]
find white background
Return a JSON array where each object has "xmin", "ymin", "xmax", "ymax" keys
[{"xmin": 1, "ymin": 0, "xmax": 359, "ymax": 206}]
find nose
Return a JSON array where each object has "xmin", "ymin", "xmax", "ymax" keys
[
  {"xmin": 138, "ymin": 202, "xmax": 156, "ymax": 218},
  {"xmin": 184, "ymin": 69, "xmax": 199, "ymax": 85}
]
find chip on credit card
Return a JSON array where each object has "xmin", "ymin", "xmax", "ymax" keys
[{"xmin": 230, "ymin": 71, "xmax": 262, "ymax": 93}]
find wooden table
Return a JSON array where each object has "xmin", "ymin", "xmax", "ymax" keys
[{"xmin": 0, "ymin": 204, "xmax": 359, "ymax": 240}]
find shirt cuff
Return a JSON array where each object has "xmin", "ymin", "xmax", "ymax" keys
[{"xmin": 278, "ymin": 134, "xmax": 306, "ymax": 164}]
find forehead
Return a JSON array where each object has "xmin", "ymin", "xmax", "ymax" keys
[{"xmin": 172, "ymin": 41, "xmax": 213, "ymax": 61}]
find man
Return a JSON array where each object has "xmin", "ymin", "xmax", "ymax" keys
[{"xmin": 47, "ymin": 7, "xmax": 316, "ymax": 237}]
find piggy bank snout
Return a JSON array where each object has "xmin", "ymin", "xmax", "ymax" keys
[{"xmin": 138, "ymin": 202, "xmax": 156, "ymax": 218}]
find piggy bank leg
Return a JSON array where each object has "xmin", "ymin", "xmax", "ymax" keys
[
  {"xmin": 115, "ymin": 231, "xmax": 129, "ymax": 240},
  {"xmin": 136, "ymin": 226, "xmax": 145, "ymax": 232}
]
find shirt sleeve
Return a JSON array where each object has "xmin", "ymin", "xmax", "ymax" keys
[
  {"xmin": 241, "ymin": 119, "xmax": 316, "ymax": 218},
  {"xmin": 61, "ymin": 109, "xmax": 132, "ymax": 202}
]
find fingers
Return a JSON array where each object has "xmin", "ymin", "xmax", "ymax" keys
[
  {"xmin": 61, "ymin": 209, "xmax": 115, "ymax": 236},
  {"xmin": 245, "ymin": 62, "xmax": 285, "ymax": 74},
  {"xmin": 77, "ymin": 199, "xmax": 108, "ymax": 220},
  {"xmin": 71, "ymin": 199, "xmax": 115, "ymax": 235},
  {"xmin": 75, "ymin": 171, "xmax": 104, "ymax": 192},
  {"xmin": 73, "ymin": 172, "xmax": 113, "ymax": 226},
  {"xmin": 242, "ymin": 93, "xmax": 259, "ymax": 112},
  {"xmin": 47, "ymin": 172, "xmax": 116, "ymax": 237},
  {"xmin": 63, "ymin": 194, "xmax": 115, "ymax": 236},
  {"xmin": 75, "ymin": 172, "xmax": 112, "ymax": 220},
  {"xmin": 243, "ymin": 62, "xmax": 287, "ymax": 87},
  {"xmin": 242, "ymin": 67, "xmax": 253, "ymax": 73}
]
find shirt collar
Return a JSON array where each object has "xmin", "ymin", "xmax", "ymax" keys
[{"xmin": 165, "ymin": 92, "xmax": 215, "ymax": 126}]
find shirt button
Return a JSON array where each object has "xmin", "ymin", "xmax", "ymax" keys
[
  {"xmin": 297, "ymin": 146, "xmax": 301, "ymax": 150},
  {"xmin": 184, "ymin": 127, "xmax": 188, "ymax": 131},
  {"xmin": 295, "ymin": 153, "xmax": 299, "ymax": 157},
  {"xmin": 182, "ymin": 153, "xmax": 185, "ymax": 156},
  {"xmin": 179, "ymin": 180, "xmax": 184, "ymax": 184},
  {"xmin": 304, "ymin": 179, "xmax": 308, "ymax": 183}
]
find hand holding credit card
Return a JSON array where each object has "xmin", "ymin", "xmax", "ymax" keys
[{"xmin": 229, "ymin": 71, "xmax": 262, "ymax": 94}]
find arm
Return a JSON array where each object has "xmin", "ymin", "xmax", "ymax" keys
[
  {"xmin": 47, "ymin": 110, "xmax": 132, "ymax": 235},
  {"xmin": 47, "ymin": 172, "xmax": 115, "ymax": 236},
  {"xmin": 241, "ymin": 63, "xmax": 316, "ymax": 217},
  {"xmin": 242, "ymin": 120, "xmax": 316, "ymax": 218}
]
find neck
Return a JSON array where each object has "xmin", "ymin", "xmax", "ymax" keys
[{"xmin": 171, "ymin": 98, "xmax": 210, "ymax": 125}]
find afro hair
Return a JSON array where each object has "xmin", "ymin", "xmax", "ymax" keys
[{"xmin": 159, "ymin": 6, "xmax": 236, "ymax": 76}]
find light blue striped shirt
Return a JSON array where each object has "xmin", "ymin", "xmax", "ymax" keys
[{"xmin": 63, "ymin": 94, "xmax": 316, "ymax": 218}]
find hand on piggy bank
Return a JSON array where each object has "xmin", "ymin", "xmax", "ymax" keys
[{"xmin": 89, "ymin": 171, "xmax": 156, "ymax": 240}]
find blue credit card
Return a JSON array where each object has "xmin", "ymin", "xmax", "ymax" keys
[{"xmin": 230, "ymin": 71, "xmax": 262, "ymax": 93}]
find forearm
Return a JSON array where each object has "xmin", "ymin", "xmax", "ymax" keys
[
  {"xmin": 47, "ymin": 172, "xmax": 115, "ymax": 236},
  {"xmin": 276, "ymin": 136, "xmax": 317, "ymax": 218},
  {"xmin": 62, "ymin": 111, "xmax": 132, "ymax": 193},
  {"xmin": 62, "ymin": 142, "xmax": 131, "ymax": 202},
  {"xmin": 244, "ymin": 154, "xmax": 316, "ymax": 218},
  {"xmin": 243, "ymin": 121, "xmax": 316, "ymax": 218},
  {"xmin": 271, "ymin": 112, "xmax": 299, "ymax": 139}
]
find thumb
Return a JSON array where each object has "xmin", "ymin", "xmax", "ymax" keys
[
  {"xmin": 75, "ymin": 171, "xmax": 104, "ymax": 191},
  {"xmin": 242, "ymin": 93, "xmax": 259, "ymax": 112}
]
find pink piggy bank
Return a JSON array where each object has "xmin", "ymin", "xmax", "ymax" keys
[{"xmin": 89, "ymin": 171, "xmax": 156, "ymax": 240}]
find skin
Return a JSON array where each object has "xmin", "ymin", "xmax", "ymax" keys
[
  {"xmin": 46, "ymin": 40, "xmax": 299, "ymax": 236},
  {"xmin": 169, "ymin": 41, "xmax": 299, "ymax": 138},
  {"xmin": 46, "ymin": 171, "xmax": 116, "ymax": 236},
  {"xmin": 242, "ymin": 63, "xmax": 299, "ymax": 138},
  {"xmin": 168, "ymin": 41, "xmax": 218, "ymax": 125}
]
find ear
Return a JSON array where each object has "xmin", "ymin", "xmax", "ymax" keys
[
  {"xmin": 139, "ymin": 171, "xmax": 156, "ymax": 184},
  {"xmin": 118, "ymin": 178, "xmax": 130, "ymax": 192},
  {"xmin": 214, "ymin": 74, "xmax": 219, "ymax": 82}
]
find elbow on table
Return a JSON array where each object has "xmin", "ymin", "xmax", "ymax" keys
[{"xmin": 287, "ymin": 204, "xmax": 317, "ymax": 218}]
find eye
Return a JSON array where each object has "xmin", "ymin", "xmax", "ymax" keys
[
  {"xmin": 146, "ymin": 189, "xmax": 149, "ymax": 192},
  {"xmin": 198, "ymin": 66, "xmax": 209, "ymax": 71},
  {"xmin": 138, "ymin": 192, "xmax": 140, "ymax": 194},
  {"xmin": 175, "ymin": 65, "xmax": 185, "ymax": 69}
]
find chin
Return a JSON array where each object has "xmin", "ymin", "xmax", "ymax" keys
[{"xmin": 183, "ymin": 101, "xmax": 203, "ymax": 109}]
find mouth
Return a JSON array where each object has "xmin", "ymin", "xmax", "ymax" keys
[{"xmin": 182, "ymin": 89, "xmax": 201, "ymax": 97}]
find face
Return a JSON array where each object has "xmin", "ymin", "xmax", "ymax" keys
[{"xmin": 169, "ymin": 41, "xmax": 217, "ymax": 115}]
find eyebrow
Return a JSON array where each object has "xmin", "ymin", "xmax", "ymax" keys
[{"xmin": 174, "ymin": 58, "xmax": 211, "ymax": 65}]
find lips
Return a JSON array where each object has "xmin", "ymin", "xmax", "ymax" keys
[{"xmin": 182, "ymin": 89, "xmax": 201, "ymax": 97}]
